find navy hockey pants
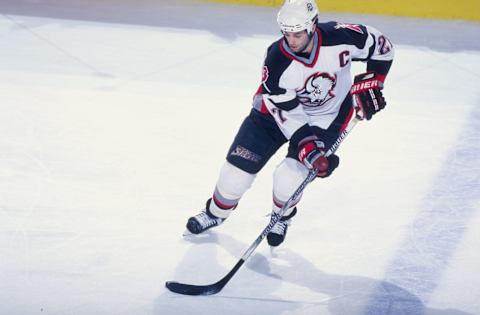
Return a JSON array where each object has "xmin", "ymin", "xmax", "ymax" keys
[{"xmin": 226, "ymin": 97, "xmax": 354, "ymax": 174}]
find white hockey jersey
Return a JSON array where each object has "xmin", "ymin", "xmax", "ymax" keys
[{"xmin": 252, "ymin": 21, "xmax": 394, "ymax": 140}]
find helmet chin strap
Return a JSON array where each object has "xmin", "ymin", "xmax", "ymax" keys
[
  {"xmin": 307, "ymin": 20, "xmax": 317, "ymax": 37},
  {"xmin": 303, "ymin": 23, "xmax": 317, "ymax": 51},
  {"xmin": 307, "ymin": 30, "xmax": 315, "ymax": 40},
  {"xmin": 301, "ymin": 27, "xmax": 316, "ymax": 53}
]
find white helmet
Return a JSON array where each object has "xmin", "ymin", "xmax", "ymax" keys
[{"xmin": 277, "ymin": 0, "xmax": 319, "ymax": 35}]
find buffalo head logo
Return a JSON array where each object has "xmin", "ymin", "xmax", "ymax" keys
[{"xmin": 298, "ymin": 72, "xmax": 336, "ymax": 107}]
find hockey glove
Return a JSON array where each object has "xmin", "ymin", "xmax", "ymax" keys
[
  {"xmin": 298, "ymin": 140, "xmax": 339, "ymax": 178},
  {"xmin": 350, "ymin": 72, "xmax": 386, "ymax": 120}
]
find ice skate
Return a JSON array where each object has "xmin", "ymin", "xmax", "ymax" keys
[
  {"xmin": 267, "ymin": 207, "xmax": 297, "ymax": 247},
  {"xmin": 185, "ymin": 199, "xmax": 225, "ymax": 235}
]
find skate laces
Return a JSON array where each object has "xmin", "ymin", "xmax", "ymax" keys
[
  {"xmin": 196, "ymin": 211, "xmax": 222, "ymax": 228},
  {"xmin": 270, "ymin": 219, "xmax": 290, "ymax": 235}
]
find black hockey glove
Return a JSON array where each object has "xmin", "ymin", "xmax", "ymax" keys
[
  {"xmin": 298, "ymin": 139, "xmax": 340, "ymax": 178},
  {"xmin": 350, "ymin": 72, "xmax": 386, "ymax": 120}
]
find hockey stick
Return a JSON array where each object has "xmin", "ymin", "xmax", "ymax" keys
[{"xmin": 166, "ymin": 116, "xmax": 360, "ymax": 296}]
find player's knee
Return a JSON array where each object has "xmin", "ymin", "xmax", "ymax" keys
[
  {"xmin": 216, "ymin": 161, "xmax": 255, "ymax": 200},
  {"xmin": 209, "ymin": 162, "xmax": 256, "ymax": 218},
  {"xmin": 273, "ymin": 158, "xmax": 309, "ymax": 203}
]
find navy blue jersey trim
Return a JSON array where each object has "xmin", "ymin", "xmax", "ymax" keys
[
  {"xmin": 269, "ymin": 97, "xmax": 299, "ymax": 111},
  {"xmin": 262, "ymin": 40, "xmax": 294, "ymax": 95},
  {"xmin": 367, "ymin": 33, "xmax": 376, "ymax": 60}
]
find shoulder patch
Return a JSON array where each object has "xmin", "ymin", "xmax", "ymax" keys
[
  {"xmin": 318, "ymin": 21, "xmax": 368, "ymax": 49},
  {"xmin": 334, "ymin": 22, "xmax": 364, "ymax": 34}
]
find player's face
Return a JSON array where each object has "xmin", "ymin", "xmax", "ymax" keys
[{"xmin": 283, "ymin": 30, "xmax": 312, "ymax": 54}]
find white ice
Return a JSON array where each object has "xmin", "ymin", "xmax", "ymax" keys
[{"xmin": 0, "ymin": 1, "xmax": 479, "ymax": 315}]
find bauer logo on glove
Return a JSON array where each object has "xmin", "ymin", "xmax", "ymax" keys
[{"xmin": 351, "ymin": 72, "xmax": 387, "ymax": 120}]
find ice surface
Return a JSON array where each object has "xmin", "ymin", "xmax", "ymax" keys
[{"xmin": 0, "ymin": 1, "xmax": 479, "ymax": 314}]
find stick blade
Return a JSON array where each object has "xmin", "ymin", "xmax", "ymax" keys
[{"xmin": 165, "ymin": 281, "xmax": 222, "ymax": 296}]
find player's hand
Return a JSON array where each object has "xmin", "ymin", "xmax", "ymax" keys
[
  {"xmin": 298, "ymin": 140, "xmax": 339, "ymax": 178},
  {"xmin": 351, "ymin": 72, "xmax": 386, "ymax": 120}
]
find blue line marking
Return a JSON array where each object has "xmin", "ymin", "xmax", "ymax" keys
[{"xmin": 363, "ymin": 105, "xmax": 480, "ymax": 315}]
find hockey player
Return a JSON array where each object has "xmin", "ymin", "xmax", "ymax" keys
[{"xmin": 185, "ymin": 0, "xmax": 394, "ymax": 246}]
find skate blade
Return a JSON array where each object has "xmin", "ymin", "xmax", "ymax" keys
[
  {"xmin": 182, "ymin": 230, "xmax": 213, "ymax": 238},
  {"xmin": 182, "ymin": 229, "xmax": 193, "ymax": 237},
  {"xmin": 269, "ymin": 246, "xmax": 278, "ymax": 257}
]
